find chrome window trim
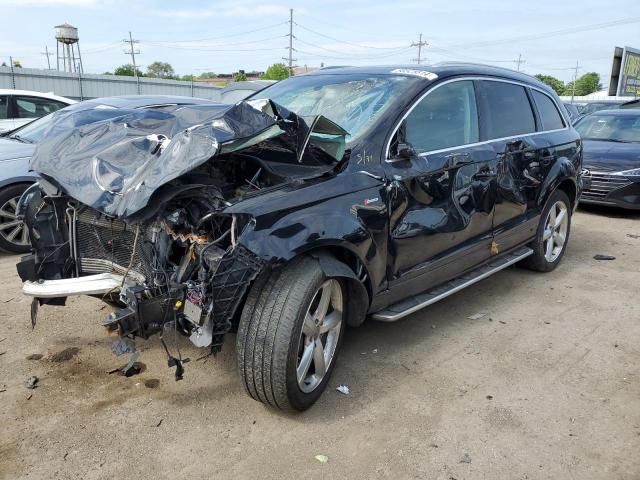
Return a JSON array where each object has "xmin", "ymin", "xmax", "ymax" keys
[{"xmin": 385, "ymin": 76, "xmax": 570, "ymax": 162}]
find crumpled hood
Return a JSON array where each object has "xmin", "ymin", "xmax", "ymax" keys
[
  {"xmin": 30, "ymin": 100, "xmax": 347, "ymax": 218},
  {"xmin": 0, "ymin": 138, "xmax": 35, "ymax": 162},
  {"xmin": 582, "ymin": 139, "xmax": 640, "ymax": 172}
]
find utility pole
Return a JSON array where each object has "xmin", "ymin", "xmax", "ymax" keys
[
  {"xmin": 514, "ymin": 53, "xmax": 525, "ymax": 72},
  {"xmin": 282, "ymin": 9, "xmax": 297, "ymax": 76},
  {"xmin": 571, "ymin": 61, "xmax": 581, "ymax": 104},
  {"xmin": 411, "ymin": 33, "xmax": 428, "ymax": 64},
  {"xmin": 123, "ymin": 31, "xmax": 141, "ymax": 94},
  {"xmin": 41, "ymin": 46, "xmax": 53, "ymax": 70}
]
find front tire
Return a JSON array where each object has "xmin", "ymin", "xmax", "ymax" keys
[
  {"xmin": 236, "ymin": 257, "xmax": 345, "ymax": 411},
  {"xmin": 523, "ymin": 189, "xmax": 572, "ymax": 272},
  {"xmin": 0, "ymin": 184, "xmax": 31, "ymax": 254}
]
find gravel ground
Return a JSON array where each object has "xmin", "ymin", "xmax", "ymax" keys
[{"xmin": 1, "ymin": 205, "xmax": 639, "ymax": 480}]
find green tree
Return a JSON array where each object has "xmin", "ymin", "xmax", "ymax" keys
[
  {"xmin": 114, "ymin": 64, "xmax": 143, "ymax": 76},
  {"xmin": 534, "ymin": 74, "xmax": 566, "ymax": 96},
  {"xmin": 261, "ymin": 63, "xmax": 290, "ymax": 80},
  {"xmin": 573, "ymin": 72, "xmax": 602, "ymax": 96},
  {"xmin": 180, "ymin": 74, "xmax": 195, "ymax": 81},
  {"xmin": 234, "ymin": 70, "xmax": 247, "ymax": 82},
  {"xmin": 146, "ymin": 61, "xmax": 175, "ymax": 79},
  {"xmin": 198, "ymin": 71, "xmax": 217, "ymax": 79}
]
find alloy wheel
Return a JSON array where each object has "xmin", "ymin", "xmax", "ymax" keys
[
  {"xmin": 543, "ymin": 201, "xmax": 568, "ymax": 263},
  {"xmin": 0, "ymin": 195, "xmax": 29, "ymax": 248},
  {"xmin": 296, "ymin": 279, "xmax": 343, "ymax": 393}
]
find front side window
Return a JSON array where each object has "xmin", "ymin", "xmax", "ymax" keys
[
  {"xmin": 14, "ymin": 96, "xmax": 66, "ymax": 119},
  {"xmin": 533, "ymin": 90, "xmax": 565, "ymax": 131},
  {"xmin": 479, "ymin": 81, "xmax": 536, "ymax": 139},
  {"xmin": 0, "ymin": 95, "xmax": 8, "ymax": 119},
  {"xmin": 403, "ymin": 80, "xmax": 479, "ymax": 153}
]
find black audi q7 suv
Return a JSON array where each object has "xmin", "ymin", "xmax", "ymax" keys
[{"xmin": 17, "ymin": 64, "xmax": 582, "ymax": 411}]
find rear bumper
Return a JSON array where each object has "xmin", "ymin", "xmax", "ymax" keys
[{"xmin": 22, "ymin": 273, "xmax": 125, "ymax": 298}]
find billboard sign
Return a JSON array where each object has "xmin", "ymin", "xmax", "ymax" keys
[{"xmin": 616, "ymin": 46, "xmax": 640, "ymax": 97}]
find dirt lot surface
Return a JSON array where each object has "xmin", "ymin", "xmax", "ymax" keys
[{"xmin": 1, "ymin": 205, "xmax": 639, "ymax": 480}]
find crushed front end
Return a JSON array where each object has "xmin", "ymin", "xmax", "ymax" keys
[{"xmin": 15, "ymin": 98, "xmax": 346, "ymax": 379}]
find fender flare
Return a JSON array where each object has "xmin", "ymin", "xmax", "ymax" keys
[{"xmin": 308, "ymin": 250, "xmax": 369, "ymax": 328}]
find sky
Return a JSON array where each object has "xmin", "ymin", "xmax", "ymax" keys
[{"xmin": 2, "ymin": 0, "xmax": 639, "ymax": 89}]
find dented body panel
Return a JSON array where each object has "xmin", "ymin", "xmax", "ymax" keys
[{"xmin": 16, "ymin": 65, "xmax": 581, "ymax": 377}]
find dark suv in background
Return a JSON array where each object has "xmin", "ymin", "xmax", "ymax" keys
[{"xmin": 17, "ymin": 64, "xmax": 581, "ymax": 411}]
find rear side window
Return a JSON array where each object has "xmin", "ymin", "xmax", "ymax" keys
[
  {"xmin": 479, "ymin": 81, "xmax": 536, "ymax": 139},
  {"xmin": 0, "ymin": 95, "xmax": 8, "ymax": 119},
  {"xmin": 533, "ymin": 90, "xmax": 565, "ymax": 131},
  {"xmin": 14, "ymin": 96, "xmax": 67, "ymax": 119},
  {"xmin": 403, "ymin": 80, "xmax": 479, "ymax": 152}
]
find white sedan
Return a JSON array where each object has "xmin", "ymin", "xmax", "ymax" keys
[{"xmin": 0, "ymin": 89, "xmax": 75, "ymax": 133}]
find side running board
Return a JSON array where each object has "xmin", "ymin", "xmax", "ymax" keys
[{"xmin": 372, "ymin": 247, "xmax": 533, "ymax": 322}]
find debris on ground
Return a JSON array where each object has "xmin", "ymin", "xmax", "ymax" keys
[
  {"xmin": 468, "ymin": 312, "xmax": 486, "ymax": 320},
  {"xmin": 499, "ymin": 320, "xmax": 507, "ymax": 325},
  {"xmin": 0, "ymin": 337, "xmax": 5, "ymax": 343},
  {"xmin": 154, "ymin": 418, "xmax": 163, "ymax": 427},
  {"xmin": 315, "ymin": 454, "xmax": 329, "ymax": 464},
  {"xmin": 48, "ymin": 347, "xmax": 80, "ymax": 363},
  {"xmin": 336, "ymin": 385, "xmax": 350, "ymax": 395},
  {"xmin": 0, "ymin": 385, "xmax": 6, "ymax": 393},
  {"xmin": 372, "ymin": 349, "xmax": 378, "ymax": 354},
  {"xmin": 144, "ymin": 379, "xmax": 160, "ymax": 389},
  {"xmin": 460, "ymin": 453, "xmax": 472, "ymax": 464},
  {"xmin": 593, "ymin": 254, "xmax": 616, "ymax": 261},
  {"xmin": 627, "ymin": 234, "xmax": 640, "ymax": 239},
  {"xmin": 26, "ymin": 354, "xmax": 43, "ymax": 360},
  {"xmin": 26, "ymin": 393, "xmax": 33, "ymax": 400},
  {"xmin": 1, "ymin": 297, "xmax": 15, "ymax": 303},
  {"xmin": 486, "ymin": 395, "xmax": 493, "ymax": 400},
  {"xmin": 25, "ymin": 376, "xmax": 39, "ymax": 389},
  {"xmin": 0, "ymin": 351, "xmax": 5, "ymax": 356}
]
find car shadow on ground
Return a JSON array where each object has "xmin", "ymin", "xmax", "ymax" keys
[{"xmin": 578, "ymin": 203, "xmax": 640, "ymax": 220}]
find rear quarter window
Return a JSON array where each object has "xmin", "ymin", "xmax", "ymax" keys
[
  {"xmin": 0, "ymin": 95, "xmax": 8, "ymax": 119},
  {"xmin": 478, "ymin": 81, "xmax": 536, "ymax": 139},
  {"xmin": 533, "ymin": 90, "xmax": 565, "ymax": 131}
]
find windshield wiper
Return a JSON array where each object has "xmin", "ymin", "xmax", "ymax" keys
[
  {"xmin": 10, "ymin": 135, "xmax": 33, "ymax": 144},
  {"xmin": 583, "ymin": 137, "xmax": 635, "ymax": 143}
]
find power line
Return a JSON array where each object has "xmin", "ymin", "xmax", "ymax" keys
[
  {"xmin": 140, "ymin": 22, "xmax": 288, "ymax": 44},
  {"xmin": 445, "ymin": 16, "xmax": 640, "ymax": 50},
  {"xmin": 123, "ymin": 31, "xmax": 141, "ymax": 94},
  {"xmin": 144, "ymin": 35, "xmax": 286, "ymax": 49},
  {"xmin": 411, "ymin": 33, "xmax": 428, "ymax": 64},
  {"xmin": 283, "ymin": 8, "xmax": 297, "ymax": 76},
  {"xmin": 294, "ymin": 21, "xmax": 408, "ymax": 50},
  {"xmin": 41, "ymin": 46, "xmax": 53, "ymax": 70},
  {"xmin": 514, "ymin": 53, "xmax": 525, "ymax": 71}
]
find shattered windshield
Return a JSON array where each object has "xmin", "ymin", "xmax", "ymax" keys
[{"xmin": 251, "ymin": 74, "xmax": 418, "ymax": 142}]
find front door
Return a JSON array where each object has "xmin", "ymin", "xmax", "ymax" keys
[{"xmin": 385, "ymin": 79, "xmax": 497, "ymax": 301}]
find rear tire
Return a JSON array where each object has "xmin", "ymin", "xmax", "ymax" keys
[
  {"xmin": 236, "ymin": 257, "xmax": 345, "ymax": 411},
  {"xmin": 0, "ymin": 184, "xmax": 31, "ymax": 254},
  {"xmin": 523, "ymin": 189, "xmax": 572, "ymax": 272}
]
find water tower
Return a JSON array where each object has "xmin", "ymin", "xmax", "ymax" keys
[{"xmin": 55, "ymin": 23, "xmax": 83, "ymax": 73}]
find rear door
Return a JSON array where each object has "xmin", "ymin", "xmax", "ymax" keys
[
  {"xmin": 385, "ymin": 79, "xmax": 498, "ymax": 300},
  {"xmin": 475, "ymin": 79, "xmax": 545, "ymax": 252}
]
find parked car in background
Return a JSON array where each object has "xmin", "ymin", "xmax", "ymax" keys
[
  {"xmin": 0, "ymin": 95, "xmax": 219, "ymax": 253},
  {"xmin": 0, "ymin": 89, "xmax": 75, "ymax": 133},
  {"xmin": 576, "ymin": 100, "xmax": 625, "ymax": 116},
  {"xmin": 575, "ymin": 109, "xmax": 640, "ymax": 209},
  {"xmin": 17, "ymin": 65, "xmax": 581, "ymax": 411},
  {"xmin": 563, "ymin": 102, "xmax": 581, "ymax": 123}
]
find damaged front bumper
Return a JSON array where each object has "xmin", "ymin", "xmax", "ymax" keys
[{"xmin": 22, "ymin": 272, "xmax": 126, "ymax": 298}]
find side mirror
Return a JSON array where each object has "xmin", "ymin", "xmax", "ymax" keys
[{"xmin": 396, "ymin": 142, "xmax": 417, "ymax": 160}]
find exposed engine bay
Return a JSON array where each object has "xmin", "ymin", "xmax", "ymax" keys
[{"xmin": 16, "ymin": 99, "xmax": 348, "ymax": 379}]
